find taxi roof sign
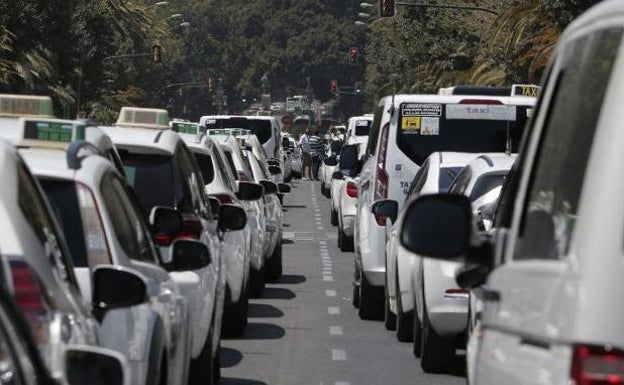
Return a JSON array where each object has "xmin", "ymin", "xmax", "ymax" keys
[
  {"xmin": 171, "ymin": 121, "xmax": 199, "ymax": 135},
  {"xmin": 0, "ymin": 94, "xmax": 54, "ymax": 118},
  {"xmin": 115, "ymin": 107, "xmax": 170, "ymax": 129},
  {"xmin": 511, "ymin": 84, "xmax": 541, "ymax": 97},
  {"xmin": 207, "ymin": 128, "xmax": 251, "ymax": 137},
  {"xmin": 16, "ymin": 118, "xmax": 85, "ymax": 149}
]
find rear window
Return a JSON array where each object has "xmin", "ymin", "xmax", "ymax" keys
[
  {"xmin": 120, "ymin": 153, "xmax": 187, "ymax": 217},
  {"xmin": 354, "ymin": 119, "xmax": 372, "ymax": 136},
  {"xmin": 438, "ymin": 167, "xmax": 463, "ymax": 193},
  {"xmin": 39, "ymin": 179, "xmax": 88, "ymax": 268},
  {"xmin": 205, "ymin": 118, "xmax": 272, "ymax": 144},
  {"xmin": 193, "ymin": 153, "xmax": 215, "ymax": 184},
  {"xmin": 224, "ymin": 152, "xmax": 239, "ymax": 178},
  {"xmin": 470, "ymin": 172, "xmax": 507, "ymax": 202},
  {"xmin": 397, "ymin": 102, "xmax": 531, "ymax": 165}
]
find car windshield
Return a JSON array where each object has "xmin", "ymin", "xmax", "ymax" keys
[
  {"xmin": 397, "ymin": 103, "xmax": 531, "ymax": 165},
  {"xmin": 438, "ymin": 167, "xmax": 463, "ymax": 193},
  {"xmin": 354, "ymin": 120, "xmax": 372, "ymax": 136},
  {"xmin": 470, "ymin": 172, "xmax": 507, "ymax": 202},
  {"xmin": 205, "ymin": 118, "xmax": 272, "ymax": 144},
  {"xmin": 39, "ymin": 179, "xmax": 88, "ymax": 268}
]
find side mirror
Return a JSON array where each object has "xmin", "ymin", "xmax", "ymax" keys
[
  {"xmin": 268, "ymin": 165, "xmax": 282, "ymax": 175},
  {"xmin": 339, "ymin": 144, "xmax": 359, "ymax": 170},
  {"xmin": 259, "ymin": 180, "xmax": 278, "ymax": 195},
  {"xmin": 207, "ymin": 196, "xmax": 220, "ymax": 220},
  {"xmin": 323, "ymin": 156, "xmax": 338, "ymax": 167},
  {"xmin": 400, "ymin": 194, "xmax": 472, "ymax": 260},
  {"xmin": 371, "ymin": 199, "xmax": 398, "ymax": 224},
  {"xmin": 168, "ymin": 239, "xmax": 211, "ymax": 271},
  {"xmin": 92, "ymin": 267, "xmax": 147, "ymax": 322},
  {"xmin": 237, "ymin": 181, "xmax": 264, "ymax": 201},
  {"xmin": 218, "ymin": 204, "xmax": 247, "ymax": 232},
  {"xmin": 332, "ymin": 170, "xmax": 343, "ymax": 180},
  {"xmin": 65, "ymin": 345, "xmax": 128, "ymax": 385},
  {"xmin": 278, "ymin": 183, "xmax": 291, "ymax": 193},
  {"xmin": 150, "ymin": 206, "xmax": 182, "ymax": 246}
]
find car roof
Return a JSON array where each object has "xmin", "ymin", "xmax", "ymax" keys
[
  {"xmin": 101, "ymin": 126, "xmax": 180, "ymax": 155},
  {"xmin": 427, "ymin": 151, "xmax": 483, "ymax": 167},
  {"xmin": 466, "ymin": 153, "xmax": 517, "ymax": 176},
  {"xmin": 376, "ymin": 93, "xmax": 537, "ymax": 106}
]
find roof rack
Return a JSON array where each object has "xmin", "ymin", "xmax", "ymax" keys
[{"xmin": 115, "ymin": 107, "xmax": 169, "ymax": 129}]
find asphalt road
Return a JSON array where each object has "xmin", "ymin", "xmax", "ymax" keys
[{"xmin": 219, "ymin": 179, "xmax": 466, "ymax": 385}]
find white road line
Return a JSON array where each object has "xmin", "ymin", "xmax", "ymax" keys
[
  {"xmin": 317, "ymin": 226, "xmax": 324, "ymax": 230},
  {"xmin": 319, "ymin": 240, "xmax": 327, "ymax": 245},
  {"xmin": 283, "ymin": 232, "xmax": 295, "ymax": 240},
  {"xmin": 325, "ymin": 289, "xmax": 337, "ymax": 297},
  {"xmin": 323, "ymin": 275, "xmax": 334, "ymax": 282},
  {"xmin": 329, "ymin": 326, "xmax": 343, "ymax": 335},
  {"xmin": 335, "ymin": 382, "xmax": 351, "ymax": 385},
  {"xmin": 322, "ymin": 270, "xmax": 332, "ymax": 275},
  {"xmin": 328, "ymin": 306, "xmax": 340, "ymax": 315},
  {"xmin": 332, "ymin": 349, "xmax": 347, "ymax": 361}
]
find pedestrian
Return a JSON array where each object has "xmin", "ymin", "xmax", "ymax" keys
[
  {"xmin": 309, "ymin": 129, "xmax": 324, "ymax": 180},
  {"xmin": 298, "ymin": 128, "xmax": 311, "ymax": 180}
]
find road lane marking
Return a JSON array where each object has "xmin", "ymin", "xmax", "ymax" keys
[
  {"xmin": 317, "ymin": 226, "xmax": 324, "ymax": 230},
  {"xmin": 283, "ymin": 231, "xmax": 295, "ymax": 240},
  {"xmin": 322, "ymin": 270, "xmax": 332, "ymax": 275},
  {"xmin": 328, "ymin": 306, "xmax": 340, "ymax": 315},
  {"xmin": 335, "ymin": 382, "xmax": 350, "ymax": 385},
  {"xmin": 323, "ymin": 275, "xmax": 334, "ymax": 281},
  {"xmin": 332, "ymin": 349, "xmax": 347, "ymax": 361},
  {"xmin": 329, "ymin": 326, "xmax": 343, "ymax": 335},
  {"xmin": 325, "ymin": 290, "xmax": 337, "ymax": 297},
  {"xmin": 319, "ymin": 240, "xmax": 327, "ymax": 245}
]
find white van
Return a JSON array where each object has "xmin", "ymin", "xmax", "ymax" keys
[
  {"xmin": 354, "ymin": 92, "xmax": 535, "ymax": 320},
  {"xmin": 400, "ymin": 2, "xmax": 624, "ymax": 383}
]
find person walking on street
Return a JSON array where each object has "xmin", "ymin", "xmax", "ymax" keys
[
  {"xmin": 309, "ymin": 129, "xmax": 324, "ymax": 180},
  {"xmin": 298, "ymin": 129, "xmax": 311, "ymax": 180}
]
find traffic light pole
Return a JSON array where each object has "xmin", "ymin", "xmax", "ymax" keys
[{"xmin": 395, "ymin": 2, "xmax": 499, "ymax": 16}]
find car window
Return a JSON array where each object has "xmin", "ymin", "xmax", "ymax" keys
[
  {"xmin": 448, "ymin": 167, "xmax": 472, "ymax": 196},
  {"xmin": 438, "ymin": 167, "xmax": 463, "ymax": 193},
  {"xmin": 100, "ymin": 172, "xmax": 156, "ymax": 263},
  {"xmin": 176, "ymin": 144, "xmax": 212, "ymax": 218},
  {"xmin": 514, "ymin": 27, "xmax": 622, "ymax": 260},
  {"xmin": 193, "ymin": 152, "xmax": 215, "ymax": 184},
  {"xmin": 17, "ymin": 162, "xmax": 77, "ymax": 287},
  {"xmin": 469, "ymin": 172, "xmax": 507, "ymax": 202},
  {"xmin": 407, "ymin": 160, "xmax": 429, "ymax": 198},
  {"xmin": 365, "ymin": 103, "xmax": 384, "ymax": 156}
]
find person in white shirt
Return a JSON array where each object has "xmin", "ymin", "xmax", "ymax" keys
[{"xmin": 298, "ymin": 129, "xmax": 311, "ymax": 180}]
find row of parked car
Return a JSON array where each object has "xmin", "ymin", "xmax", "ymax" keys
[
  {"xmin": 0, "ymin": 96, "xmax": 291, "ymax": 385},
  {"xmin": 324, "ymin": 2, "xmax": 624, "ymax": 384}
]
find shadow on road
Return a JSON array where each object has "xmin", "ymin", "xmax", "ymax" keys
[
  {"xmin": 448, "ymin": 354, "xmax": 467, "ymax": 378},
  {"xmin": 282, "ymin": 239, "xmax": 294, "ymax": 245},
  {"xmin": 261, "ymin": 287, "xmax": 296, "ymax": 299},
  {"xmin": 220, "ymin": 347, "xmax": 243, "ymax": 368},
  {"xmin": 274, "ymin": 274, "xmax": 306, "ymax": 284},
  {"xmin": 282, "ymin": 223, "xmax": 291, "ymax": 227},
  {"xmin": 239, "ymin": 322, "xmax": 286, "ymax": 340},
  {"xmin": 283, "ymin": 205, "xmax": 307, "ymax": 209},
  {"xmin": 248, "ymin": 303, "xmax": 284, "ymax": 318},
  {"xmin": 219, "ymin": 378, "xmax": 268, "ymax": 385}
]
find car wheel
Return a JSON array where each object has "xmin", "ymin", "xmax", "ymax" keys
[
  {"xmin": 358, "ymin": 274, "xmax": 384, "ymax": 320},
  {"xmin": 413, "ymin": 311, "xmax": 422, "ymax": 358},
  {"xmin": 189, "ymin": 323, "xmax": 215, "ymax": 385},
  {"xmin": 330, "ymin": 208, "xmax": 338, "ymax": 226},
  {"xmin": 223, "ymin": 286, "xmax": 248, "ymax": 338},
  {"xmin": 339, "ymin": 227, "xmax": 354, "ymax": 252},
  {"xmin": 352, "ymin": 265, "xmax": 360, "ymax": 308},
  {"xmin": 384, "ymin": 285, "xmax": 397, "ymax": 331},
  {"xmin": 420, "ymin": 301, "xmax": 455, "ymax": 374},
  {"xmin": 396, "ymin": 268, "xmax": 414, "ymax": 342},
  {"xmin": 265, "ymin": 240, "xmax": 283, "ymax": 282},
  {"xmin": 248, "ymin": 265, "xmax": 265, "ymax": 298}
]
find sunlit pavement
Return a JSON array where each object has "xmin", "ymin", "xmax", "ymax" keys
[{"xmin": 218, "ymin": 180, "xmax": 465, "ymax": 385}]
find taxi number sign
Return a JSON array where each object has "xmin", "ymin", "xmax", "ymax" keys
[{"xmin": 24, "ymin": 121, "xmax": 72, "ymax": 143}]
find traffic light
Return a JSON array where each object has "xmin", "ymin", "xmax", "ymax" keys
[
  {"xmin": 330, "ymin": 80, "xmax": 339, "ymax": 94},
  {"xmin": 349, "ymin": 47, "xmax": 359, "ymax": 65},
  {"xmin": 379, "ymin": 0, "xmax": 395, "ymax": 17},
  {"xmin": 152, "ymin": 44, "xmax": 162, "ymax": 63}
]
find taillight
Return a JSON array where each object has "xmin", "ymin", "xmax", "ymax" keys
[
  {"xmin": 9, "ymin": 260, "xmax": 48, "ymax": 318},
  {"xmin": 444, "ymin": 289, "xmax": 469, "ymax": 299},
  {"xmin": 153, "ymin": 233, "xmax": 175, "ymax": 247},
  {"xmin": 346, "ymin": 181, "xmax": 358, "ymax": 198},
  {"xmin": 571, "ymin": 345, "xmax": 624, "ymax": 385},
  {"xmin": 374, "ymin": 123, "xmax": 390, "ymax": 205},
  {"xmin": 180, "ymin": 213, "xmax": 203, "ymax": 240},
  {"xmin": 458, "ymin": 99, "xmax": 503, "ymax": 105},
  {"xmin": 75, "ymin": 182, "xmax": 112, "ymax": 266},
  {"xmin": 212, "ymin": 194, "xmax": 233, "ymax": 204},
  {"xmin": 238, "ymin": 171, "xmax": 250, "ymax": 182}
]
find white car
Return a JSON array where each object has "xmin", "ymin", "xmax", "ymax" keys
[
  {"xmin": 178, "ymin": 125, "xmax": 262, "ymax": 337},
  {"xmin": 280, "ymin": 134, "xmax": 293, "ymax": 182},
  {"xmin": 104, "ymin": 107, "xmax": 241, "ymax": 384},
  {"xmin": 400, "ymin": 4, "xmax": 623, "ymax": 383},
  {"xmin": 345, "ymin": 115, "xmax": 372, "ymax": 157},
  {"xmin": 329, "ymin": 144, "xmax": 362, "ymax": 251},
  {"xmin": 15, "ymin": 121, "xmax": 197, "ymax": 385},
  {"xmin": 283, "ymin": 135, "xmax": 302, "ymax": 178},
  {"xmin": 320, "ymin": 155, "xmax": 338, "ymax": 198},
  {"xmin": 354, "ymin": 92, "xmax": 536, "ymax": 321}
]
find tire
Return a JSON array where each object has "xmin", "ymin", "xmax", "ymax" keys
[
  {"xmin": 213, "ymin": 342, "xmax": 221, "ymax": 383},
  {"xmin": 265, "ymin": 240, "xmax": 283, "ymax": 282},
  {"xmin": 395, "ymin": 268, "xmax": 414, "ymax": 342},
  {"xmin": 352, "ymin": 266, "xmax": 360, "ymax": 308},
  {"xmin": 330, "ymin": 208, "xmax": 338, "ymax": 226},
  {"xmin": 384, "ymin": 286, "xmax": 397, "ymax": 331},
  {"xmin": 248, "ymin": 265, "xmax": 265, "ymax": 298},
  {"xmin": 358, "ymin": 274, "xmax": 384, "ymax": 320},
  {"xmin": 339, "ymin": 227, "xmax": 354, "ymax": 252},
  {"xmin": 321, "ymin": 184, "xmax": 328, "ymax": 197},
  {"xmin": 223, "ymin": 286, "xmax": 248, "ymax": 338},
  {"xmin": 189, "ymin": 323, "xmax": 215, "ymax": 385},
  {"xmin": 420, "ymin": 302, "xmax": 455, "ymax": 374},
  {"xmin": 413, "ymin": 311, "xmax": 422, "ymax": 358}
]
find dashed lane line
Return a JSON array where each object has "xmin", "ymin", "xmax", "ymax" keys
[
  {"xmin": 323, "ymin": 276, "xmax": 334, "ymax": 282},
  {"xmin": 325, "ymin": 290, "xmax": 337, "ymax": 297},
  {"xmin": 332, "ymin": 349, "xmax": 347, "ymax": 361},
  {"xmin": 329, "ymin": 326, "xmax": 343, "ymax": 335},
  {"xmin": 328, "ymin": 306, "xmax": 340, "ymax": 315}
]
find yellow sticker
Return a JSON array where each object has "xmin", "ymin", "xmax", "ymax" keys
[{"xmin": 402, "ymin": 116, "xmax": 421, "ymax": 131}]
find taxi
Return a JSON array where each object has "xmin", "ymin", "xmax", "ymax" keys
[{"xmin": 103, "ymin": 107, "xmax": 245, "ymax": 384}]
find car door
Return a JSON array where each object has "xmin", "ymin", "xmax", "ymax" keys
[{"xmin": 475, "ymin": 26, "xmax": 623, "ymax": 385}]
